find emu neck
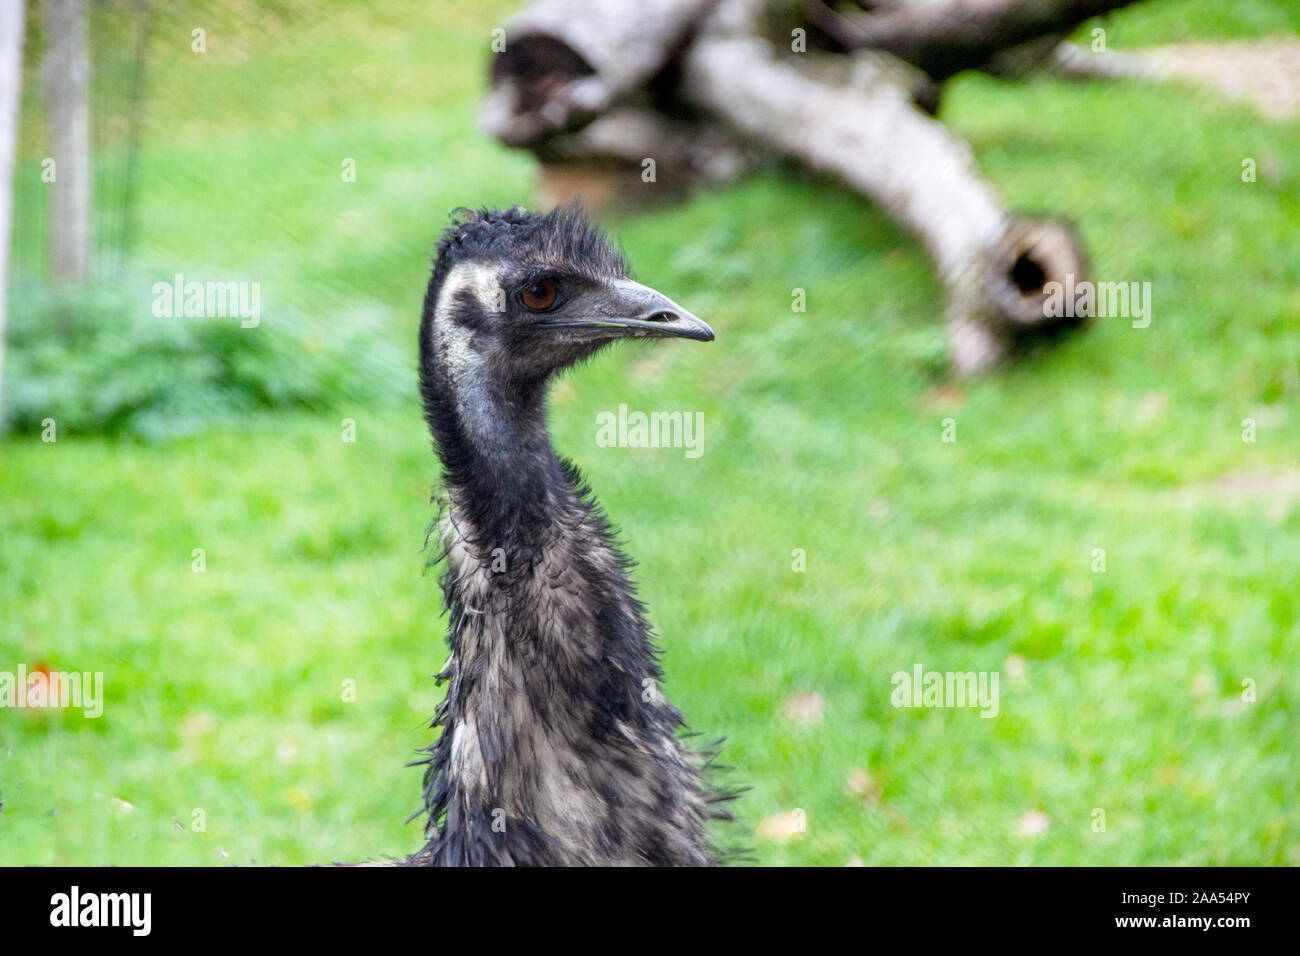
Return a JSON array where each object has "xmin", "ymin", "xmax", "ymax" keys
[
  {"xmin": 419, "ymin": 375, "xmax": 712, "ymax": 866},
  {"xmin": 438, "ymin": 374, "xmax": 556, "ymax": 522},
  {"xmin": 432, "ymin": 372, "xmax": 643, "ymax": 680}
]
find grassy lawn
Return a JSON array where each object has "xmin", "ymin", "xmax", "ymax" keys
[{"xmin": 1, "ymin": 0, "xmax": 1297, "ymax": 865}]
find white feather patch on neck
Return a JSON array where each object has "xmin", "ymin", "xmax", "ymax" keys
[{"xmin": 432, "ymin": 262, "xmax": 509, "ymax": 447}]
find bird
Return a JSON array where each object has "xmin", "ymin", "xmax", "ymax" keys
[{"xmin": 405, "ymin": 205, "xmax": 733, "ymax": 866}]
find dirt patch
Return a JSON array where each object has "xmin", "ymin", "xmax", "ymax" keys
[
  {"xmin": 1169, "ymin": 469, "xmax": 1300, "ymax": 522},
  {"xmin": 1209, "ymin": 469, "xmax": 1300, "ymax": 500},
  {"xmin": 1131, "ymin": 38, "xmax": 1300, "ymax": 121},
  {"xmin": 1060, "ymin": 36, "xmax": 1300, "ymax": 121}
]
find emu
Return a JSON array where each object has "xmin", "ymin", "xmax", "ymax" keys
[{"xmin": 406, "ymin": 206, "xmax": 729, "ymax": 866}]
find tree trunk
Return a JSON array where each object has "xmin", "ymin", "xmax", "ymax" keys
[
  {"xmin": 0, "ymin": 0, "xmax": 24, "ymax": 419},
  {"xmin": 41, "ymin": 0, "xmax": 91, "ymax": 285}
]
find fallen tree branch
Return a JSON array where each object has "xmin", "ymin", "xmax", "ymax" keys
[{"xmin": 682, "ymin": 0, "xmax": 1089, "ymax": 372}]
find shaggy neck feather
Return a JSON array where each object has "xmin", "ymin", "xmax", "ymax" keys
[{"xmin": 413, "ymin": 374, "xmax": 714, "ymax": 866}]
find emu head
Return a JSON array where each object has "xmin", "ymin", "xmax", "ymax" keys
[{"xmin": 419, "ymin": 206, "xmax": 712, "ymax": 439}]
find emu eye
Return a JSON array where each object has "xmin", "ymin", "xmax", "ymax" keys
[{"xmin": 520, "ymin": 278, "xmax": 557, "ymax": 311}]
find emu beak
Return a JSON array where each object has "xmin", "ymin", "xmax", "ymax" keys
[{"xmin": 544, "ymin": 279, "xmax": 714, "ymax": 342}]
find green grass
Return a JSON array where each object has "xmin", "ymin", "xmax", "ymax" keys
[{"xmin": 1, "ymin": 0, "xmax": 1297, "ymax": 865}]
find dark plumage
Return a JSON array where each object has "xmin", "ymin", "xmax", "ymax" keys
[{"xmin": 406, "ymin": 205, "xmax": 733, "ymax": 866}]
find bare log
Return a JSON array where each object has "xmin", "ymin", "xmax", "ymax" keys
[
  {"xmin": 482, "ymin": 0, "xmax": 1093, "ymax": 372},
  {"xmin": 481, "ymin": 0, "xmax": 717, "ymax": 147},
  {"xmin": 682, "ymin": 0, "xmax": 1089, "ymax": 373}
]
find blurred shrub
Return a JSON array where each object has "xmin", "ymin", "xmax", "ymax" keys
[{"xmin": 2, "ymin": 274, "xmax": 410, "ymax": 439}]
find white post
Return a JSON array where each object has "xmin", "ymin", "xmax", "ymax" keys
[
  {"xmin": 0, "ymin": 0, "xmax": 27, "ymax": 419},
  {"xmin": 42, "ymin": 0, "xmax": 90, "ymax": 285}
]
